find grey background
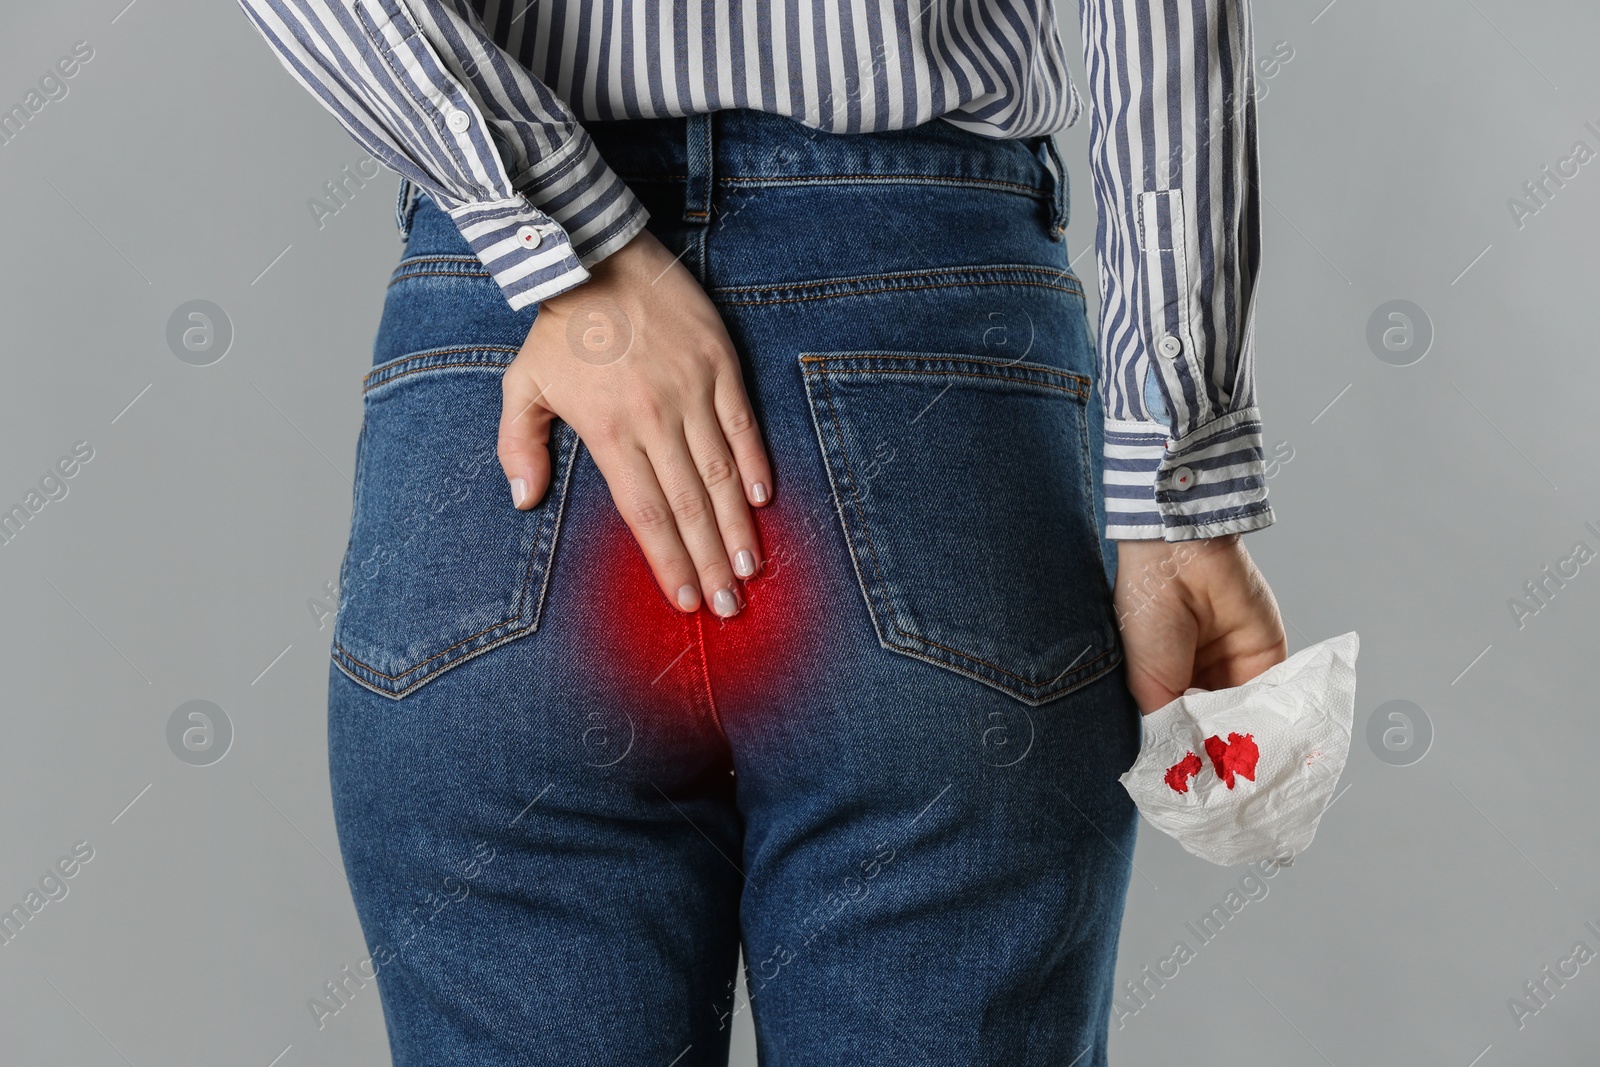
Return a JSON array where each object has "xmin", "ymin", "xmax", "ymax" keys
[{"xmin": 2, "ymin": 0, "xmax": 1597, "ymax": 1064}]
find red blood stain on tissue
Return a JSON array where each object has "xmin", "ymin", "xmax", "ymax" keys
[
  {"xmin": 1203, "ymin": 732, "xmax": 1260, "ymax": 789},
  {"xmin": 1164, "ymin": 751, "xmax": 1203, "ymax": 793}
]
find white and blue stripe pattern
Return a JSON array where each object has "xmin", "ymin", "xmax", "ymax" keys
[
  {"xmin": 1080, "ymin": 0, "xmax": 1272, "ymax": 539},
  {"xmin": 234, "ymin": 0, "xmax": 1273, "ymax": 541}
]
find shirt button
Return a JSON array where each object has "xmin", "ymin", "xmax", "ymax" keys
[
  {"xmin": 1157, "ymin": 334, "xmax": 1183, "ymax": 359},
  {"xmin": 515, "ymin": 225, "xmax": 542, "ymax": 249},
  {"xmin": 445, "ymin": 108, "xmax": 471, "ymax": 133},
  {"xmin": 1171, "ymin": 465, "xmax": 1196, "ymax": 491}
]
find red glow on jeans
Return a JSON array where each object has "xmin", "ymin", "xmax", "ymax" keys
[
  {"xmin": 572, "ymin": 506, "xmax": 828, "ymax": 722},
  {"xmin": 699, "ymin": 518, "xmax": 829, "ymax": 712}
]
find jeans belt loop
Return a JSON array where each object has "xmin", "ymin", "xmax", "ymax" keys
[
  {"xmin": 1041, "ymin": 134, "xmax": 1069, "ymax": 239},
  {"xmin": 683, "ymin": 113, "xmax": 714, "ymax": 226},
  {"xmin": 395, "ymin": 176, "xmax": 417, "ymax": 241}
]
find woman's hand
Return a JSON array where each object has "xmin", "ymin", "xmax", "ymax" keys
[
  {"xmin": 496, "ymin": 228, "xmax": 773, "ymax": 617},
  {"xmin": 1113, "ymin": 534, "xmax": 1287, "ymax": 714}
]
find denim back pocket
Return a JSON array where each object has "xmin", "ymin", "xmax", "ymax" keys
[
  {"xmin": 800, "ymin": 351, "xmax": 1120, "ymax": 705},
  {"xmin": 331, "ymin": 346, "xmax": 578, "ymax": 699}
]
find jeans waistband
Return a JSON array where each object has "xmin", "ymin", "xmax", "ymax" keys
[{"xmin": 397, "ymin": 108, "xmax": 1067, "ymax": 241}]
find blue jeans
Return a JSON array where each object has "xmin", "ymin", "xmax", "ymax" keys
[{"xmin": 330, "ymin": 107, "xmax": 1141, "ymax": 1066}]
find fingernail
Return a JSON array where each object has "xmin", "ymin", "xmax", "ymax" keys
[
  {"xmin": 677, "ymin": 585, "xmax": 700, "ymax": 612},
  {"xmin": 712, "ymin": 588, "xmax": 740, "ymax": 617},
  {"xmin": 751, "ymin": 482, "xmax": 769, "ymax": 505},
  {"xmin": 734, "ymin": 550, "xmax": 757, "ymax": 578},
  {"xmin": 509, "ymin": 477, "xmax": 528, "ymax": 508}
]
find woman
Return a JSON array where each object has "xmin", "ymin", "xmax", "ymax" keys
[{"xmin": 236, "ymin": 0, "xmax": 1286, "ymax": 1062}]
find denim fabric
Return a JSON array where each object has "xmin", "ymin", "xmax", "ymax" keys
[
  {"xmin": 329, "ymin": 107, "xmax": 1142, "ymax": 1066},
  {"xmin": 1142, "ymin": 363, "xmax": 1171, "ymax": 423}
]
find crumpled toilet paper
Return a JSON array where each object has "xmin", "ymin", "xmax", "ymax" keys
[{"xmin": 1118, "ymin": 631, "xmax": 1360, "ymax": 867}]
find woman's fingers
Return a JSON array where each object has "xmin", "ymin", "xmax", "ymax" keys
[
  {"xmin": 498, "ymin": 229, "xmax": 775, "ymax": 616},
  {"xmin": 593, "ymin": 444, "xmax": 705, "ymax": 614},
  {"xmin": 683, "ymin": 402, "xmax": 762, "ymax": 581},
  {"xmin": 646, "ymin": 426, "xmax": 746, "ymax": 617},
  {"xmin": 497, "ymin": 367, "xmax": 553, "ymax": 510},
  {"xmin": 501, "ymin": 365, "xmax": 763, "ymax": 617},
  {"xmin": 714, "ymin": 366, "xmax": 774, "ymax": 507}
]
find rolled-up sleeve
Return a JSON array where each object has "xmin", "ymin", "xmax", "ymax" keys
[
  {"xmin": 235, "ymin": 0, "xmax": 649, "ymax": 310},
  {"xmin": 1076, "ymin": 0, "xmax": 1275, "ymax": 541}
]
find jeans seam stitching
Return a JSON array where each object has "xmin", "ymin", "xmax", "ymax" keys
[
  {"xmin": 805, "ymin": 368, "xmax": 1087, "ymax": 400},
  {"xmin": 713, "ymin": 264, "xmax": 1079, "ymax": 296},
  {"xmin": 1077, "ymin": 382, "xmax": 1115, "ymax": 596},
  {"xmin": 393, "ymin": 254, "xmax": 482, "ymax": 266},
  {"xmin": 715, "ymin": 278, "xmax": 1082, "ymax": 308},
  {"xmin": 799, "ymin": 352, "xmax": 1087, "ymax": 389},
  {"xmin": 691, "ymin": 612, "xmax": 727, "ymax": 736},
  {"xmin": 387, "ymin": 267, "xmax": 486, "ymax": 283},
  {"xmin": 891, "ymin": 629, "xmax": 1119, "ymax": 687},
  {"xmin": 365, "ymin": 358, "xmax": 519, "ymax": 393},
  {"xmin": 717, "ymin": 173, "xmax": 1047, "ymax": 196},
  {"xmin": 363, "ymin": 345, "xmax": 521, "ymax": 389},
  {"xmin": 387, "ymin": 268, "xmax": 489, "ymax": 287},
  {"xmin": 330, "ymin": 422, "xmax": 577, "ymax": 692}
]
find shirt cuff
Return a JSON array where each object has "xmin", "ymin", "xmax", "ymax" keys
[
  {"xmin": 448, "ymin": 126, "xmax": 651, "ymax": 312},
  {"xmin": 1103, "ymin": 408, "xmax": 1276, "ymax": 541}
]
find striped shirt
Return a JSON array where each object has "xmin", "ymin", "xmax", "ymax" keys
[{"xmin": 235, "ymin": 0, "xmax": 1272, "ymax": 541}]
